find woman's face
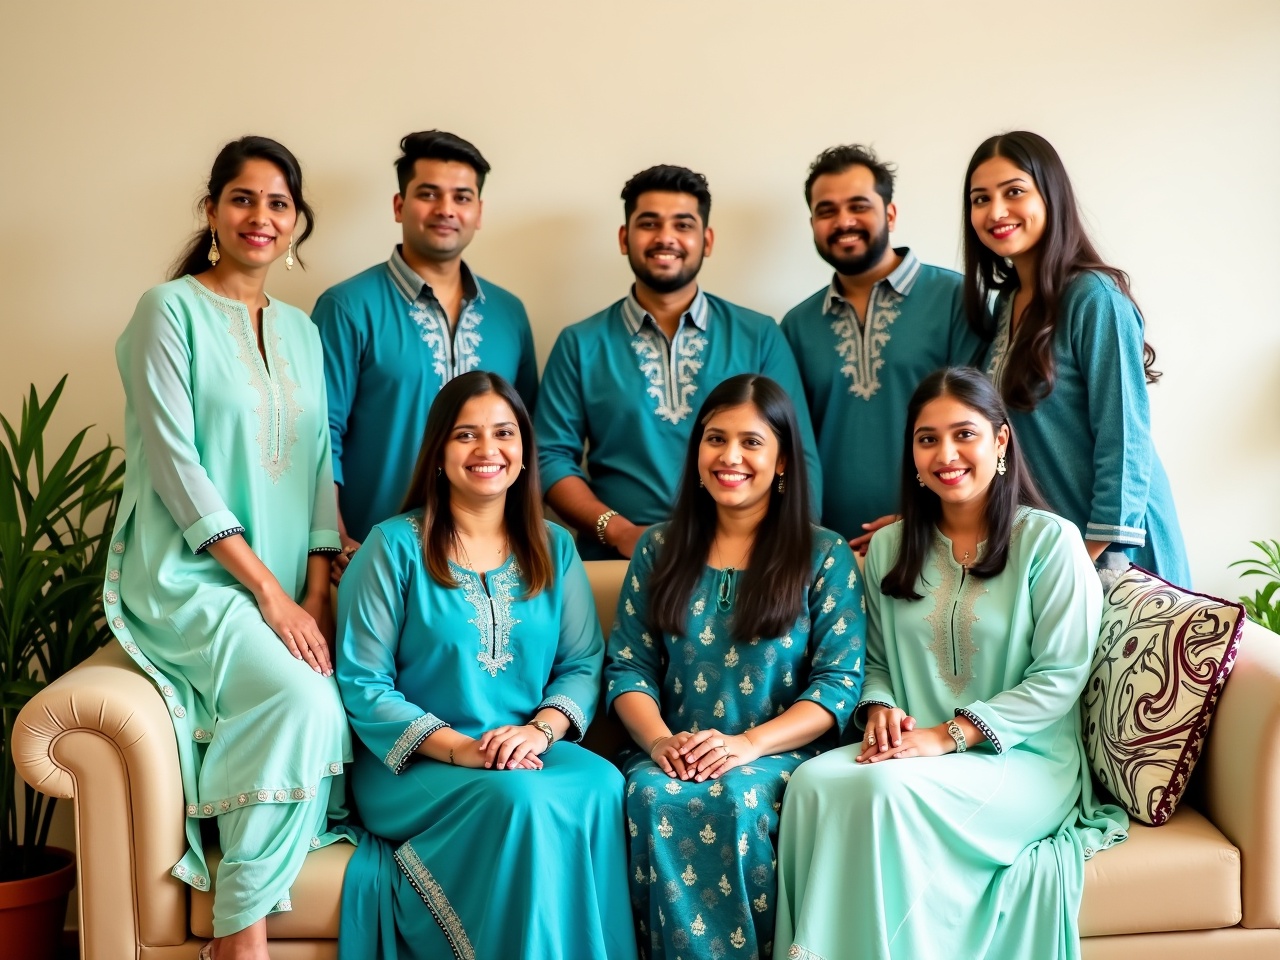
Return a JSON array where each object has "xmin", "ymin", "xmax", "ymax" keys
[
  {"xmin": 441, "ymin": 392, "xmax": 523, "ymax": 504},
  {"xmin": 205, "ymin": 158, "xmax": 298, "ymax": 271},
  {"xmin": 912, "ymin": 394, "xmax": 1009, "ymax": 510},
  {"xmin": 968, "ymin": 155, "xmax": 1047, "ymax": 263},
  {"xmin": 697, "ymin": 402, "xmax": 785, "ymax": 517}
]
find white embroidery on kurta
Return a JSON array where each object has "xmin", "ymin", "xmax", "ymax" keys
[
  {"xmin": 386, "ymin": 714, "xmax": 447, "ymax": 772},
  {"xmin": 459, "ymin": 562, "xmax": 523, "ymax": 676},
  {"xmin": 985, "ymin": 300, "xmax": 1014, "ymax": 389},
  {"xmin": 830, "ymin": 288, "xmax": 902, "ymax": 401},
  {"xmin": 630, "ymin": 324, "xmax": 708, "ymax": 424},
  {"xmin": 395, "ymin": 842, "xmax": 476, "ymax": 960}
]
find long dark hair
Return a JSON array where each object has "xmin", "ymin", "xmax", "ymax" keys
[
  {"xmin": 168, "ymin": 136, "xmax": 316, "ymax": 281},
  {"xmin": 647, "ymin": 375, "xmax": 813, "ymax": 641},
  {"xmin": 401, "ymin": 372, "xmax": 552, "ymax": 596},
  {"xmin": 881, "ymin": 368, "xmax": 1048, "ymax": 601},
  {"xmin": 961, "ymin": 131, "xmax": 1159, "ymax": 411}
]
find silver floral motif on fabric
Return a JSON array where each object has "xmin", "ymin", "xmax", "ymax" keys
[
  {"xmin": 630, "ymin": 324, "xmax": 708, "ymax": 424},
  {"xmin": 830, "ymin": 289, "xmax": 902, "ymax": 400}
]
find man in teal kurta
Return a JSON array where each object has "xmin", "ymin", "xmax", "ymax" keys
[
  {"xmin": 535, "ymin": 164, "xmax": 821, "ymax": 560},
  {"xmin": 782, "ymin": 145, "xmax": 981, "ymax": 549},
  {"xmin": 313, "ymin": 131, "xmax": 538, "ymax": 551}
]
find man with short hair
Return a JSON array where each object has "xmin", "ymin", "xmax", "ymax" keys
[
  {"xmin": 314, "ymin": 131, "xmax": 537, "ymax": 576},
  {"xmin": 536, "ymin": 164, "xmax": 821, "ymax": 560},
  {"xmin": 782, "ymin": 145, "xmax": 981, "ymax": 552}
]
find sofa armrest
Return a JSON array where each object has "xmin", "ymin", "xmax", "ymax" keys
[
  {"xmin": 14, "ymin": 642, "xmax": 191, "ymax": 957},
  {"xmin": 1203, "ymin": 618, "xmax": 1280, "ymax": 928}
]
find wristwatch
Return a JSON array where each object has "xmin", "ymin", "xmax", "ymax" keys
[
  {"xmin": 946, "ymin": 719, "xmax": 968, "ymax": 754},
  {"xmin": 528, "ymin": 719, "xmax": 555, "ymax": 749},
  {"xmin": 595, "ymin": 510, "xmax": 619, "ymax": 545}
]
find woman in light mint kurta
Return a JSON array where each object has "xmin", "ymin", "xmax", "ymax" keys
[
  {"xmin": 105, "ymin": 138, "xmax": 352, "ymax": 954},
  {"xmin": 335, "ymin": 372, "xmax": 636, "ymax": 960},
  {"xmin": 605, "ymin": 374, "xmax": 864, "ymax": 960},
  {"xmin": 776, "ymin": 368, "xmax": 1127, "ymax": 960}
]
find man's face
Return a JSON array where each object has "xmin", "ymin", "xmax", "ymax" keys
[
  {"xmin": 809, "ymin": 165, "xmax": 896, "ymax": 277},
  {"xmin": 618, "ymin": 191, "xmax": 714, "ymax": 295},
  {"xmin": 394, "ymin": 159, "xmax": 483, "ymax": 265}
]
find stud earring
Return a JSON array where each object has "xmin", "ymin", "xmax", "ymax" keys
[
  {"xmin": 285, "ymin": 236, "xmax": 294, "ymax": 271},
  {"xmin": 916, "ymin": 473, "xmax": 925, "ymax": 487},
  {"xmin": 698, "ymin": 477, "xmax": 705, "ymax": 488},
  {"xmin": 996, "ymin": 455, "xmax": 1007, "ymax": 476},
  {"xmin": 776, "ymin": 473, "xmax": 786, "ymax": 494},
  {"xmin": 207, "ymin": 228, "xmax": 220, "ymax": 266}
]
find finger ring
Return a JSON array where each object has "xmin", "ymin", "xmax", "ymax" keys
[
  {"xmin": 867, "ymin": 734, "xmax": 876, "ymax": 745},
  {"xmin": 342, "ymin": 545, "xmax": 356, "ymax": 557},
  {"xmin": 720, "ymin": 745, "xmax": 727, "ymax": 754}
]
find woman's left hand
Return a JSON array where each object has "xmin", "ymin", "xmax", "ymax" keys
[
  {"xmin": 857, "ymin": 724, "xmax": 953, "ymax": 763},
  {"xmin": 477, "ymin": 724, "xmax": 548, "ymax": 771},
  {"xmin": 679, "ymin": 728, "xmax": 760, "ymax": 781}
]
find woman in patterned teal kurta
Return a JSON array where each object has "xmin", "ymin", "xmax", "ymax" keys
[
  {"xmin": 962, "ymin": 130, "xmax": 1190, "ymax": 587},
  {"xmin": 336, "ymin": 372, "xmax": 636, "ymax": 960},
  {"xmin": 106, "ymin": 138, "xmax": 353, "ymax": 959},
  {"xmin": 605, "ymin": 374, "xmax": 865, "ymax": 960},
  {"xmin": 776, "ymin": 368, "xmax": 1127, "ymax": 960}
]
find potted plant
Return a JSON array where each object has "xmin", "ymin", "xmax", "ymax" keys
[
  {"xmin": 0, "ymin": 377, "xmax": 123, "ymax": 957},
  {"xmin": 1231, "ymin": 539, "xmax": 1280, "ymax": 634}
]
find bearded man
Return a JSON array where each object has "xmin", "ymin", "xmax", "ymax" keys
[{"xmin": 536, "ymin": 165, "xmax": 820, "ymax": 560}]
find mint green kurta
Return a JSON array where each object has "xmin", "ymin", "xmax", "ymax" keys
[
  {"xmin": 776, "ymin": 509, "xmax": 1128, "ymax": 960},
  {"xmin": 106, "ymin": 277, "xmax": 352, "ymax": 935}
]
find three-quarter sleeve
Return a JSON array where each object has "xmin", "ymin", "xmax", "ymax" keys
[
  {"xmin": 759, "ymin": 320, "xmax": 823, "ymax": 511},
  {"xmin": 854, "ymin": 528, "xmax": 899, "ymax": 724},
  {"xmin": 533, "ymin": 329, "xmax": 589, "ymax": 493},
  {"xmin": 335, "ymin": 527, "xmax": 449, "ymax": 773},
  {"xmin": 1071, "ymin": 275, "xmax": 1153, "ymax": 549},
  {"xmin": 536, "ymin": 536, "xmax": 603, "ymax": 741},
  {"xmin": 311, "ymin": 291, "xmax": 364, "ymax": 489},
  {"xmin": 124, "ymin": 288, "xmax": 243, "ymax": 553},
  {"xmin": 956, "ymin": 517, "xmax": 1102, "ymax": 754},
  {"xmin": 794, "ymin": 532, "xmax": 865, "ymax": 733},
  {"xmin": 603, "ymin": 527, "xmax": 665, "ymax": 711}
]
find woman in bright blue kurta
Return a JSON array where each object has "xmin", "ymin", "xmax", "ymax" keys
[
  {"xmin": 106, "ymin": 138, "xmax": 352, "ymax": 959},
  {"xmin": 605, "ymin": 374, "xmax": 864, "ymax": 960},
  {"xmin": 336, "ymin": 371, "xmax": 636, "ymax": 960},
  {"xmin": 776, "ymin": 368, "xmax": 1127, "ymax": 960},
  {"xmin": 963, "ymin": 130, "xmax": 1190, "ymax": 587}
]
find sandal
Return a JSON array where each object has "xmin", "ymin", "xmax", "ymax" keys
[{"xmin": 198, "ymin": 943, "xmax": 214, "ymax": 960}]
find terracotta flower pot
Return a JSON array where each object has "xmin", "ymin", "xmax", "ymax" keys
[{"xmin": 0, "ymin": 847, "xmax": 76, "ymax": 960}]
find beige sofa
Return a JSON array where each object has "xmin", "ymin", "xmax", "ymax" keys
[{"xmin": 15, "ymin": 560, "xmax": 1280, "ymax": 959}]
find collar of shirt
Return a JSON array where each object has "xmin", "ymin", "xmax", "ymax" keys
[
  {"xmin": 621, "ymin": 286, "xmax": 709, "ymax": 337},
  {"xmin": 822, "ymin": 246, "xmax": 921, "ymax": 315},
  {"xmin": 386, "ymin": 245, "xmax": 483, "ymax": 307}
]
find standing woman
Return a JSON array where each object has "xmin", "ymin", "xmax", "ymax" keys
[
  {"xmin": 775, "ymin": 367, "xmax": 1128, "ymax": 960},
  {"xmin": 105, "ymin": 137, "xmax": 352, "ymax": 960},
  {"xmin": 606, "ymin": 374, "xmax": 864, "ymax": 960},
  {"xmin": 963, "ymin": 130, "xmax": 1190, "ymax": 587},
  {"xmin": 335, "ymin": 372, "xmax": 636, "ymax": 960}
]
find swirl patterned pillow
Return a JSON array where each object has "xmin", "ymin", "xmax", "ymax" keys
[{"xmin": 1081, "ymin": 565, "xmax": 1243, "ymax": 825}]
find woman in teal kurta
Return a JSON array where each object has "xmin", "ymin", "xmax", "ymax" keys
[
  {"xmin": 605, "ymin": 374, "xmax": 865, "ymax": 960},
  {"xmin": 776, "ymin": 368, "xmax": 1127, "ymax": 960},
  {"xmin": 335, "ymin": 371, "xmax": 636, "ymax": 960},
  {"xmin": 105, "ymin": 138, "xmax": 352, "ymax": 957},
  {"xmin": 962, "ymin": 130, "xmax": 1190, "ymax": 587}
]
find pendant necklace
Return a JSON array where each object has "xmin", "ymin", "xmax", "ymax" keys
[
  {"xmin": 454, "ymin": 532, "xmax": 508, "ymax": 573},
  {"xmin": 712, "ymin": 538, "xmax": 753, "ymax": 613}
]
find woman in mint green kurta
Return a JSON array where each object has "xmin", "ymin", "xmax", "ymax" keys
[
  {"xmin": 106, "ymin": 138, "xmax": 352, "ymax": 953},
  {"xmin": 776, "ymin": 368, "xmax": 1127, "ymax": 960},
  {"xmin": 335, "ymin": 372, "xmax": 636, "ymax": 960}
]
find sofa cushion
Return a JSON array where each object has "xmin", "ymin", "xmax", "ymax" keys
[
  {"xmin": 1082, "ymin": 566, "xmax": 1243, "ymax": 825},
  {"xmin": 1079, "ymin": 806, "xmax": 1241, "ymax": 936}
]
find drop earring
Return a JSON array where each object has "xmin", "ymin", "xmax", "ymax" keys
[
  {"xmin": 996, "ymin": 455, "xmax": 1007, "ymax": 476},
  {"xmin": 776, "ymin": 473, "xmax": 786, "ymax": 494},
  {"xmin": 285, "ymin": 236, "xmax": 294, "ymax": 270},
  {"xmin": 916, "ymin": 473, "xmax": 925, "ymax": 487},
  {"xmin": 207, "ymin": 228, "xmax": 220, "ymax": 266}
]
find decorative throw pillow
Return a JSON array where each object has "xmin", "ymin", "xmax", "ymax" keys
[{"xmin": 1081, "ymin": 565, "xmax": 1244, "ymax": 825}]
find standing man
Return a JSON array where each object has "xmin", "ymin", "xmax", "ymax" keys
[
  {"xmin": 536, "ymin": 164, "xmax": 821, "ymax": 560},
  {"xmin": 314, "ymin": 131, "xmax": 537, "ymax": 577},
  {"xmin": 782, "ymin": 145, "xmax": 981, "ymax": 552}
]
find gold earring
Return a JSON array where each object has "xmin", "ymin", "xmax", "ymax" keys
[
  {"xmin": 207, "ymin": 228, "xmax": 220, "ymax": 266},
  {"xmin": 285, "ymin": 236, "xmax": 294, "ymax": 270},
  {"xmin": 996, "ymin": 455, "xmax": 1007, "ymax": 476},
  {"xmin": 916, "ymin": 473, "xmax": 925, "ymax": 487},
  {"xmin": 776, "ymin": 473, "xmax": 786, "ymax": 494}
]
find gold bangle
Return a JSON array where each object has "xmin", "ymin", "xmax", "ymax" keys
[
  {"xmin": 649, "ymin": 734, "xmax": 667, "ymax": 752},
  {"xmin": 528, "ymin": 719, "xmax": 555, "ymax": 749}
]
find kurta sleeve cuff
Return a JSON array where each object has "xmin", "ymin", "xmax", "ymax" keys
[
  {"xmin": 1085, "ymin": 521, "xmax": 1146, "ymax": 547},
  {"xmin": 955, "ymin": 706, "xmax": 1003, "ymax": 754},
  {"xmin": 185, "ymin": 510, "xmax": 245, "ymax": 553},
  {"xmin": 309, "ymin": 529, "xmax": 341, "ymax": 553},
  {"xmin": 604, "ymin": 675, "xmax": 660, "ymax": 714},
  {"xmin": 331, "ymin": 456, "xmax": 344, "ymax": 486},
  {"xmin": 853, "ymin": 698, "xmax": 895, "ymax": 729},
  {"xmin": 538, "ymin": 457, "xmax": 586, "ymax": 493},
  {"xmin": 384, "ymin": 714, "xmax": 449, "ymax": 773},
  {"xmin": 538, "ymin": 694, "xmax": 589, "ymax": 743}
]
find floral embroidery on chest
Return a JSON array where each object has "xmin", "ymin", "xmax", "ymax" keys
[
  {"xmin": 630, "ymin": 324, "xmax": 708, "ymax": 425},
  {"xmin": 408, "ymin": 299, "xmax": 486, "ymax": 384},
  {"xmin": 460, "ymin": 562, "xmax": 523, "ymax": 677},
  {"xmin": 830, "ymin": 287, "xmax": 902, "ymax": 401},
  {"xmin": 924, "ymin": 546, "xmax": 987, "ymax": 696},
  {"xmin": 985, "ymin": 301, "xmax": 1013, "ymax": 389}
]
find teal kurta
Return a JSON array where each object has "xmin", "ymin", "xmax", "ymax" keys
[
  {"xmin": 781, "ymin": 249, "xmax": 982, "ymax": 539},
  {"xmin": 983, "ymin": 271, "xmax": 1190, "ymax": 586},
  {"xmin": 106, "ymin": 276, "xmax": 353, "ymax": 936},
  {"xmin": 605, "ymin": 524, "xmax": 865, "ymax": 960},
  {"xmin": 336, "ymin": 515, "xmax": 637, "ymax": 960},
  {"xmin": 314, "ymin": 248, "xmax": 538, "ymax": 542},
  {"xmin": 776, "ymin": 510, "xmax": 1129, "ymax": 960},
  {"xmin": 535, "ymin": 289, "xmax": 823, "ymax": 559}
]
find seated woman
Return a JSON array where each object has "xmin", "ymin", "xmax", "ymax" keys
[
  {"xmin": 605, "ymin": 374, "xmax": 865, "ymax": 960},
  {"xmin": 335, "ymin": 371, "xmax": 637, "ymax": 960},
  {"xmin": 775, "ymin": 367, "xmax": 1128, "ymax": 960}
]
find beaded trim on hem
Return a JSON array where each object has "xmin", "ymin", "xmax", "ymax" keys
[
  {"xmin": 182, "ymin": 760, "xmax": 346, "ymax": 818},
  {"xmin": 386, "ymin": 714, "xmax": 449, "ymax": 773},
  {"xmin": 538, "ymin": 694, "xmax": 587, "ymax": 742},
  {"xmin": 395, "ymin": 842, "xmax": 476, "ymax": 960},
  {"xmin": 308, "ymin": 545, "xmax": 342, "ymax": 555},
  {"xmin": 196, "ymin": 526, "xmax": 245, "ymax": 553},
  {"xmin": 955, "ymin": 708, "xmax": 1002, "ymax": 753}
]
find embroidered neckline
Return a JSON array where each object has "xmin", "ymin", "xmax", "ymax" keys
[
  {"xmin": 407, "ymin": 298, "xmax": 486, "ymax": 387},
  {"xmin": 985, "ymin": 298, "xmax": 1014, "ymax": 389},
  {"xmin": 455, "ymin": 559, "xmax": 523, "ymax": 676},
  {"xmin": 829, "ymin": 285, "xmax": 902, "ymax": 401},
  {"xmin": 630, "ymin": 320, "xmax": 708, "ymax": 424}
]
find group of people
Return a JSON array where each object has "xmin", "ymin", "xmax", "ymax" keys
[{"xmin": 101, "ymin": 125, "xmax": 1188, "ymax": 960}]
